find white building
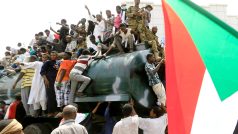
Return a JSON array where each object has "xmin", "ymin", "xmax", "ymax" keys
[{"xmin": 203, "ymin": 4, "xmax": 238, "ymax": 30}]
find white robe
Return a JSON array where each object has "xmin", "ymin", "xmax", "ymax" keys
[
  {"xmin": 139, "ymin": 114, "xmax": 168, "ymax": 134},
  {"xmin": 112, "ymin": 115, "xmax": 139, "ymax": 134},
  {"xmin": 21, "ymin": 61, "xmax": 47, "ymax": 110},
  {"xmin": 90, "ymin": 16, "xmax": 105, "ymax": 42}
]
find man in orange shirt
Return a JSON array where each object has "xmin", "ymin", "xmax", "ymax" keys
[{"xmin": 55, "ymin": 52, "xmax": 76, "ymax": 109}]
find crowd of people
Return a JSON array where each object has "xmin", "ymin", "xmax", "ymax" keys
[{"xmin": 0, "ymin": 0, "xmax": 167, "ymax": 133}]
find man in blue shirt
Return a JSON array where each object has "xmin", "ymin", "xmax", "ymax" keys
[{"xmin": 145, "ymin": 53, "xmax": 166, "ymax": 106}]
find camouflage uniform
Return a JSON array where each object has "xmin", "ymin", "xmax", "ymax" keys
[
  {"xmin": 137, "ymin": 20, "xmax": 147, "ymax": 42},
  {"xmin": 146, "ymin": 29, "xmax": 164, "ymax": 60},
  {"xmin": 126, "ymin": 6, "xmax": 141, "ymax": 31},
  {"xmin": 127, "ymin": 6, "xmax": 147, "ymax": 42}
]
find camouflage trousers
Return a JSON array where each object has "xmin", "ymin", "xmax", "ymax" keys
[
  {"xmin": 148, "ymin": 40, "xmax": 160, "ymax": 60},
  {"xmin": 137, "ymin": 22, "xmax": 147, "ymax": 42}
]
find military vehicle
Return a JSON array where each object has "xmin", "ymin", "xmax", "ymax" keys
[{"xmin": 0, "ymin": 48, "xmax": 164, "ymax": 133}]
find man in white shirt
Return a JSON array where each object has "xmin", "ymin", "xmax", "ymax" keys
[
  {"xmin": 103, "ymin": 10, "xmax": 114, "ymax": 41},
  {"xmin": 104, "ymin": 23, "xmax": 135, "ymax": 56},
  {"xmin": 29, "ymin": 34, "xmax": 39, "ymax": 47},
  {"xmin": 51, "ymin": 105, "xmax": 88, "ymax": 134},
  {"xmin": 65, "ymin": 35, "xmax": 77, "ymax": 52},
  {"xmin": 85, "ymin": 5, "xmax": 105, "ymax": 42},
  {"xmin": 139, "ymin": 105, "xmax": 168, "ymax": 134},
  {"xmin": 20, "ymin": 55, "xmax": 47, "ymax": 116},
  {"xmin": 112, "ymin": 103, "xmax": 139, "ymax": 134},
  {"xmin": 44, "ymin": 29, "xmax": 55, "ymax": 43}
]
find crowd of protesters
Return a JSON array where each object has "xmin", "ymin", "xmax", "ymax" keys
[{"xmin": 0, "ymin": 0, "xmax": 167, "ymax": 133}]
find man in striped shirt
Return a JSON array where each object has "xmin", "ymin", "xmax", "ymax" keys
[
  {"xmin": 69, "ymin": 49, "xmax": 98, "ymax": 103},
  {"xmin": 12, "ymin": 59, "xmax": 35, "ymax": 116}
]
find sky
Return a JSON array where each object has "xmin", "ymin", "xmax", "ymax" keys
[{"xmin": 0, "ymin": 0, "xmax": 237, "ymax": 58}]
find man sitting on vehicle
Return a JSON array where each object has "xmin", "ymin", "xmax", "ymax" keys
[{"xmin": 103, "ymin": 23, "xmax": 135, "ymax": 56}]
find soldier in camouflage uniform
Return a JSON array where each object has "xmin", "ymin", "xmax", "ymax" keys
[
  {"xmin": 127, "ymin": 0, "xmax": 153, "ymax": 43},
  {"xmin": 126, "ymin": 0, "xmax": 140, "ymax": 31},
  {"xmin": 127, "ymin": 0, "xmax": 147, "ymax": 42},
  {"xmin": 146, "ymin": 26, "xmax": 164, "ymax": 60}
]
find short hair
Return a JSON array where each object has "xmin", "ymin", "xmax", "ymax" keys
[
  {"xmin": 46, "ymin": 45, "xmax": 52, "ymax": 49},
  {"xmin": 146, "ymin": 53, "xmax": 154, "ymax": 60},
  {"xmin": 145, "ymin": 5, "xmax": 153, "ymax": 10},
  {"xmin": 30, "ymin": 55, "xmax": 38, "ymax": 61},
  {"xmin": 44, "ymin": 29, "xmax": 50, "ymax": 32},
  {"xmin": 51, "ymin": 51, "xmax": 58, "ymax": 55},
  {"xmin": 89, "ymin": 35, "xmax": 95, "ymax": 39},
  {"xmin": 96, "ymin": 14, "xmax": 102, "ymax": 17},
  {"xmin": 15, "ymin": 93, "xmax": 21, "ymax": 101},
  {"xmin": 38, "ymin": 32, "xmax": 44, "ymax": 36},
  {"xmin": 62, "ymin": 105, "xmax": 77, "ymax": 117},
  {"xmin": 116, "ymin": 5, "xmax": 121, "ymax": 9},
  {"xmin": 5, "ymin": 51, "xmax": 11, "ymax": 55},
  {"xmin": 65, "ymin": 52, "xmax": 72, "ymax": 57},
  {"xmin": 82, "ymin": 49, "xmax": 91, "ymax": 55},
  {"xmin": 42, "ymin": 53, "xmax": 50, "ymax": 60},
  {"xmin": 151, "ymin": 106, "xmax": 166, "ymax": 117},
  {"xmin": 122, "ymin": 104, "xmax": 133, "ymax": 117},
  {"xmin": 61, "ymin": 19, "xmax": 67, "ymax": 23},
  {"xmin": 20, "ymin": 48, "xmax": 26, "ymax": 52}
]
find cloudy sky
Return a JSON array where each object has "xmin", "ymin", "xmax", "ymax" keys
[{"xmin": 0, "ymin": 0, "xmax": 237, "ymax": 58}]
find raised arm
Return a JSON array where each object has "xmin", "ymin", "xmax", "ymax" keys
[
  {"xmin": 152, "ymin": 59, "xmax": 164, "ymax": 74},
  {"xmin": 85, "ymin": 5, "xmax": 91, "ymax": 16},
  {"xmin": 76, "ymin": 20, "xmax": 81, "ymax": 27},
  {"xmin": 92, "ymin": 102, "xmax": 102, "ymax": 114},
  {"xmin": 50, "ymin": 27, "xmax": 59, "ymax": 35}
]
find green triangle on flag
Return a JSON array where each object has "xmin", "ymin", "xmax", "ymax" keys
[{"xmin": 166, "ymin": 0, "xmax": 238, "ymax": 101}]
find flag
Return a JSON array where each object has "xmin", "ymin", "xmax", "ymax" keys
[{"xmin": 162, "ymin": 0, "xmax": 238, "ymax": 133}]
